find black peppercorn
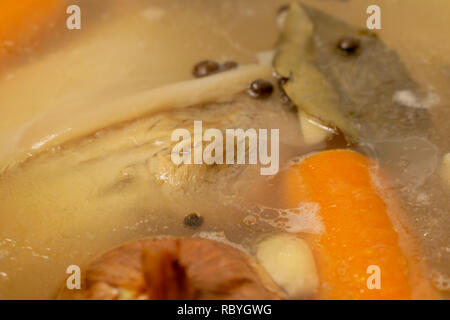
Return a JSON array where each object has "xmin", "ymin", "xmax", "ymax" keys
[
  {"xmin": 248, "ymin": 79, "xmax": 274, "ymax": 99},
  {"xmin": 183, "ymin": 213, "xmax": 204, "ymax": 228},
  {"xmin": 337, "ymin": 37, "xmax": 361, "ymax": 55},
  {"xmin": 222, "ymin": 61, "xmax": 238, "ymax": 70},
  {"xmin": 193, "ymin": 60, "xmax": 220, "ymax": 78}
]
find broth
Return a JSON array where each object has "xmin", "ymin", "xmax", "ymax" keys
[{"xmin": 0, "ymin": 0, "xmax": 448, "ymax": 299}]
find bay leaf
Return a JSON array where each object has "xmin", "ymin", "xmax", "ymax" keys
[{"xmin": 274, "ymin": 2, "xmax": 430, "ymax": 143}]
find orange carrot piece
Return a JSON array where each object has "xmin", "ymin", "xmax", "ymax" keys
[
  {"xmin": 0, "ymin": 0, "xmax": 63, "ymax": 64},
  {"xmin": 282, "ymin": 150, "xmax": 434, "ymax": 299}
]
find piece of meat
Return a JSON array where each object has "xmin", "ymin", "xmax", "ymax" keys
[{"xmin": 57, "ymin": 237, "xmax": 285, "ymax": 300}]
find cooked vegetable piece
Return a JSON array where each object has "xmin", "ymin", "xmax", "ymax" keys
[
  {"xmin": 281, "ymin": 150, "xmax": 435, "ymax": 299},
  {"xmin": 274, "ymin": 2, "xmax": 430, "ymax": 142},
  {"xmin": 274, "ymin": 3, "xmax": 356, "ymax": 140},
  {"xmin": 57, "ymin": 237, "xmax": 286, "ymax": 300},
  {"xmin": 257, "ymin": 234, "xmax": 319, "ymax": 298},
  {"xmin": 299, "ymin": 111, "xmax": 332, "ymax": 145},
  {"xmin": 142, "ymin": 249, "xmax": 193, "ymax": 299},
  {"xmin": 0, "ymin": 64, "xmax": 272, "ymax": 170},
  {"xmin": 0, "ymin": 0, "xmax": 63, "ymax": 67}
]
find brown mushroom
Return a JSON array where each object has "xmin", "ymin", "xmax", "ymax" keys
[{"xmin": 57, "ymin": 237, "xmax": 285, "ymax": 300}]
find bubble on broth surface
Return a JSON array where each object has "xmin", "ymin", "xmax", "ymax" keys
[{"xmin": 249, "ymin": 203, "xmax": 324, "ymax": 235}]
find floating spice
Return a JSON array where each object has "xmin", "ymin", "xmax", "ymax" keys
[
  {"xmin": 222, "ymin": 61, "xmax": 239, "ymax": 70},
  {"xmin": 248, "ymin": 79, "xmax": 274, "ymax": 99},
  {"xmin": 192, "ymin": 60, "xmax": 240, "ymax": 78},
  {"xmin": 192, "ymin": 60, "xmax": 220, "ymax": 78},
  {"xmin": 337, "ymin": 36, "xmax": 360, "ymax": 55},
  {"xmin": 274, "ymin": 2, "xmax": 430, "ymax": 142},
  {"xmin": 183, "ymin": 213, "xmax": 204, "ymax": 228}
]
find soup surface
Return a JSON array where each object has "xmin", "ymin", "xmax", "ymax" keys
[{"xmin": 0, "ymin": 0, "xmax": 449, "ymax": 299}]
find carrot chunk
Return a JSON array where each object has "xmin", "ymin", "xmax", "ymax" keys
[
  {"xmin": 282, "ymin": 150, "xmax": 434, "ymax": 299},
  {"xmin": 0, "ymin": 0, "xmax": 63, "ymax": 65}
]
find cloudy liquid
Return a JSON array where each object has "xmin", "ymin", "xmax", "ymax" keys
[{"xmin": 0, "ymin": 0, "xmax": 449, "ymax": 299}]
